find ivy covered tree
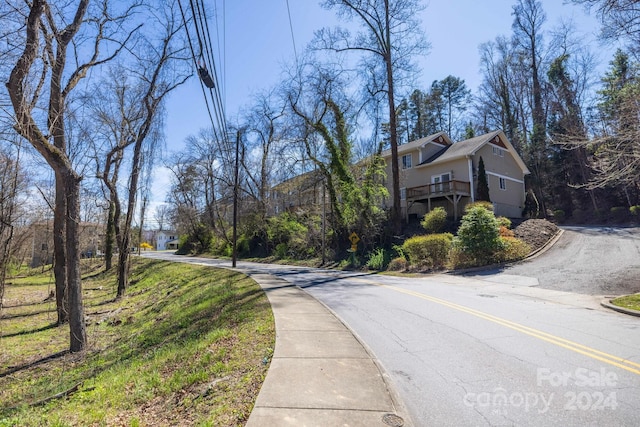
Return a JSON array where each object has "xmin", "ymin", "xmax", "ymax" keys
[
  {"xmin": 289, "ymin": 71, "xmax": 387, "ymax": 253},
  {"xmin": 316, "ymin": 0, "xmax": 428, "ymax": 233}
]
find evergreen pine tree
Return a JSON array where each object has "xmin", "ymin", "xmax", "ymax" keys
[{"xmin": 477, "ymin": 156, "xmax": 491, "ymax": 202}]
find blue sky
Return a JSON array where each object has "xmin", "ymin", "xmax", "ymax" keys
[
  {"xmin": 151, "ymin": 0, "xmax": 613, "ymax": 217},
  {"xmin": 164, "ymin": 0, "xmax": 610, "ymax": 150}
]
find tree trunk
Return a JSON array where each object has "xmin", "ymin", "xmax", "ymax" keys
[
  {"xmin": 54, "ymin": 172, "xmax": 68, "ymax": 324},
  {"xmin": 65, "ymin": 173, "xmax": 86, "ymax": 353},
  {"xmin": 385, "ymin": 0, "xmax": 402, "ymax": 234},
  {"xmin": 116, "ymin": 234, "xmax": 130, "ymax": 298},
  {"xmin": 117, "ymin": 127, "xmax": 145, "ymax": 297},
  {"xmin": 104, "ymin": 199, "xmax": 115, "ymax": 271},
  {"xmin": 138, "ymin": 195, "xmax": 147, "ymax": 255}
]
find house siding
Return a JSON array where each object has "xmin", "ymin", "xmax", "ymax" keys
[
  {"xmin": 383, "ymin": 131, "xmax": 529, "ymax": 219},
  {"xmin": 476, "ymin": 144, "xmax": 523, "ymax": 181},
  {"xmin": 475, "ymin": 144, "xmax": 526, "ymax": 217}
]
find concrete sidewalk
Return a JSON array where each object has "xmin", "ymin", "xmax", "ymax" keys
[{"xmin": 245, "ymin": 273, "xmax": 412, "ymax": 427}]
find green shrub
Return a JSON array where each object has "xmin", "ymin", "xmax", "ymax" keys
[
  {"xmin": 266, "ymin": 213, "xmax": 309, "ymax": 258},
  {"xmin": 464, "ymin": 201, "xmax": 494, "ymax": 213},
  {"xmin": 237, "ymin": 234, "xmax": 250, "ymax": 256},
  {"xmin": 275, "ymin": 243, "xmax": 288, "ymax": 258},
  {"xmin": 402, "ymin": 233, "xmax": 453, "ymax": 269},
  {"xmin": 447, "ymin": 245, "xmax": 476, "ymax": 269},
  {"xmin": 496, "ymin": 216, "xmax": 512, "ymax": 228},
  {"xmin": 267, "ymin": 213, "xmax": 307, "ymax": 244},
  {"xmin": 552, "ymin": 209, "xmax": 566, "ymax": 224},
  {"xmin": 387, "ymin": 256, "xmax": 408, "ymax": 271},
  {"xmin": 454, "ymin": 206, "xmax": 502, "ymax": 265},
  {"xmin": 339, "ymin": 253, "xmax": 361, "ymax": 269},
  {"xmin": 392, "ymin": 244, "xmax": 406, "ymax": 260},
  {"xmin": 494, "ymin": 237, "xmax": 531, "ymax": 263},
  {"xmin": 421, "ymin": 207, "xmax": 447, "ymax": 233},
  {"xmin": 610, "ymin": 206, "xmax": 627, "ymax": 222},
  {"xmin": 366, "ymin": 248, "xmax": 391, "ymax": 271},
  {"xmin": 631, "ymin": 205, "xmax": 640, "ymax": 220}
]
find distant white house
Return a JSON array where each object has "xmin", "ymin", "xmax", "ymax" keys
[{"xmin": 156, "ymin": 231, "xmax": 179, "ymax": 250}]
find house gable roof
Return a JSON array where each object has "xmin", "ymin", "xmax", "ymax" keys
[
  {"xmin": 381, "ymin": 131, "xmax": 452, "ymax": 157},
  {"xmin": 416, "ymin": 130, "xmax": 530, "ymax": 175}
]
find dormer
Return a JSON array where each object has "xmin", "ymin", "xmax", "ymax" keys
[{"xmin": 418, "ymin": 132, "xmax": 452, "ymax": 164}]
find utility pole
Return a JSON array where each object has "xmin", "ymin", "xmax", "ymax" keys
[
  {"xmin": 322, "ymin": 181, "xmax": 326, "ymax": 265},
  {"xmin": 232, "ymin": 130, "xmax": 241, "ymax": 268}
]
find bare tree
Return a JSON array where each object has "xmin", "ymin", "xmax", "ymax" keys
[
  {"xmin": 0, "ymin": 142, "xmax": 27, "ymax": 313},
  {"xmin": 570, "ymin": 0, "xmax": 640, "ymax": 57},
  {"xmin": 93, "ymin": 0, "xmax": 190, "ymax": 297},
  {"xmin": 154, "ymin": 204, "xmax": 171, "ymax": 231},
  {"xmin": 241, "ymin": 88, "xmax": 288, "ymax": 240},
  {"xmin": 512, "ymin": 0, "xmax": 550, "ymax": 215},
  {"xmin": 5, "ymin": 0, "xmax": 138, "ymax": 352},
  {"xmin": 476, "ymin": 37, "xmax": 522, "ymax": 147},
  {"xmin": 316, "ymin": 0, "xmax": 428, "ymax": 233}
]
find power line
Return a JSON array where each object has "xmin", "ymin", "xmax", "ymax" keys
[
  {"xmin": 285, "ymin": 0, "xmax": 299, "ymax": 65},
  {"xmin": 178, "ymin": 0, "xmax": 230, "ymax": 155},
  {"xmin": 177, "ymin": 0, "xmax": 222, "ymax": 144}
]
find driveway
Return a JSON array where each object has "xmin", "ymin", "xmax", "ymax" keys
[{"xmin": 469, "ymin": 226, "xmax": 640, "ymax": 296}]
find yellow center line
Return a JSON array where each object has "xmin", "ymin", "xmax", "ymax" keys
[{"xmin": 352, "ymin": 277, "xmax": 640, "ymax": 376}]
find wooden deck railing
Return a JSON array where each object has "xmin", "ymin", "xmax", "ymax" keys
[{"xmin": 406, "ymin": 180, "xmax": 471, "ymax": 199}]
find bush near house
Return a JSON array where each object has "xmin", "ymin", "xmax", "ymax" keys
[
  {"xmin": 464, "ymin": 200, "xmax": 494, "ymax": 213},
  {"xmin": 494, "ymin": 236, "xmax": 531, "ymax": 263},
  {"xmin": 387, "ymin": 256, "xmax": 408, "ymax": 271},
  {"xmin": 454, "ymin": 206, "xmax": 502, "ymax": 266},
  {"xmin": 496, "ymin": 216, "xmax": 511, "ymax": 229},
  {"xmin": 420, "ymin": 207, "xmax": 447, "ymax": 234},
  {"xmin": 449, "ymin": 206, "xmax": 530, "ymax": 268},
  {"xmin": 402, "ymin": 233, "xmax": 453, "ymax": 269}
]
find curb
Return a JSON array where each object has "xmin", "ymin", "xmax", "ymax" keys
[
  {"xmin": 600, "ymin": 298, "xmax": 640, "ymax": 318},
  {"xmin": 523, "ymin": 228, "xmax": 564, "ymax": 260},
  {"xmin": 446, "ymin": 228, "xmax": 565, "ymax": 276}
]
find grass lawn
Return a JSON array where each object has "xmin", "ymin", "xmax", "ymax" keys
[
  {"xmin": 0, "ymin": 258, "xmax": 274, "ymax": 426},
  {"xmin": 611, "ymin": 293, "xmax": 640, "ymax": 312}
]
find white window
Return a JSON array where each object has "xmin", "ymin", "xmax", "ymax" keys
[
  {"xmin": 493, "ymin": 146, "xmax": 504, "ymax": 157},
  {"xmin": 499, "ymin": 177, "xmax": 506, "ymax": 190},
  {"xmin": 400, "ymin": 187, "xmax": 407, "ymax": 200},
  {"xmin": 402, "ymin": 154, "xmax": 412, "ymax": 169}
]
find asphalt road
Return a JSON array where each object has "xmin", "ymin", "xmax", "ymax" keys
[
  {"xmin": 473, "ymin": 226, "xmax": 640, "ymax": 296},
  {"xmin": 142, "ymin": 241, "xmax": 640, "ymax": 426}
]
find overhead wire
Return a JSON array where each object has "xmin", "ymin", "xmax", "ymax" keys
[
  {"xmin": 194, "ymin": 0, "xmax": 229, "ymax": 140},
  {"xmin": 178, "ymin": 0, "xmax": 230, "ymax": 162},
  {"xmin": 177, "ymin": 0, "xmax": 222, "ymax": 144},
  {"xmin": 285, "ymin": 0, "xmax": 298, "ymax": 67}
]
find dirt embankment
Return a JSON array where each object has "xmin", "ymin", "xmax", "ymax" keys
[{"xmin": 513, "ymin": 219, "xmax": 559, "ymax": 253}]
